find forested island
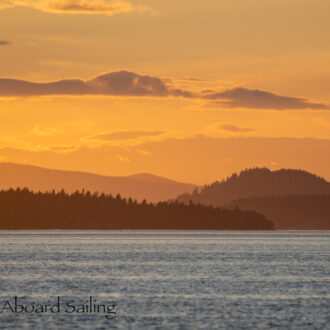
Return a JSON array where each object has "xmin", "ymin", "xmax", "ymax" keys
[
  {"xmin": 174, "ymin": 168, "xmax": 330, "ymax": 230},
  {"xmin": 176, "ymin": 168, "xmax": 330, "ymax": 206},
  {"xmin": 0, "ymin": 188, "xmax": 274, "ymax": 230},
  {"xmin": 226, "ymin": 194, "xmax": 330, "ymax": 229}
]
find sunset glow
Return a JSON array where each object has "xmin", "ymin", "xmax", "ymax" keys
[{"xmin": 1, "ymin": 0, "xmax": 330, "ymax": 184}]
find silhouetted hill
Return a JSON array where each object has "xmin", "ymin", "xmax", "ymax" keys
[
  {"xmin": 226, "ymin": 194, "xmax": 330, "ymax": 230},
  {"xmin": 0, "ymin": 163, "xmax": 197, "ymax": 203},
  {"xmin": 176, "ymin": 168, "xmax": 330, "ymax": 206},
  {"xmin": 0, "ymin": 188, "xmax": 274, "ymax": 230}
]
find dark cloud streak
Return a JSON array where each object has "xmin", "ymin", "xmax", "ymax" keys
[
  {"xmin": 0, "ymin": 41, "xmax": 11, "ymax": 46},
  {"xmin": 219, "ymin": 124, "xmax": 256, "ymax": 133},
  {"xmin": 0, "ymin": 71, "xmax": 328, "ymax": 110},
  {"xmin": 0, "ymin": 0, "xmax": 149, "ymax": 16},
  {"xmin": 0, "ymin": 71, "xmax": 193, "ymax": 98},
  {"xmin": 91, "ymin": 130, "xmax": 165, "ymax": 141},
  {"xmin": 204, "ymin": 87, "xmax": 329, "ymax": 110}
]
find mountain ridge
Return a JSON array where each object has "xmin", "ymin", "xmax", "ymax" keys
[
  {"xmin": 176, "ymin": 167, "xmax": 330, "ymax": 206},
  {"xmin": 0, "ymin": 162, "xmax": 197, "ymax": 202},
  {"xmin": 174, "ymin": 167, "xmax": 330, "ymax": 230},
  {"xmin": 226, "ymin": 194, "xmax": 330, "ymax": 230}
]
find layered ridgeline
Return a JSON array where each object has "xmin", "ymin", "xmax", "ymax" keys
[
  {"xmin": 0, "ymin": 163, "xmax": 196, "ymax": 203},
  {"xmin": 226, "ymin": 195, "xmax": 330, "ymax": 230},
  {"xmin": 176, "ymin": 168, "xmax": 330, "ymax": 229},
  {"xmin": 0, "ymin": 189, "xmax": 273, "ymax": 230}
]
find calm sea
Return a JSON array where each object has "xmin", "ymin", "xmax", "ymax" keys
[{"xmin": 0, "ymin": 231, "xmax": 329, "ymax": 329}]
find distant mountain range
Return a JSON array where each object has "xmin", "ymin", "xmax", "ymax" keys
[
  {"xmin": 0, "ymin": 163, "xmax": 196, "ymax": 203},
  {"xmin": 176, "ymin": 167, "xmax": 330, "ymax": 206},
  {"xmin": 2, "ymin": 164, "xmax": 330, "ymax": 230},
  {"xmin": 226, "ymin": 194, "xmax": 330, "ymax": 230},
  {"xmin": 175, "ymin": 167, "xmax": 330, "ymax": 229}
]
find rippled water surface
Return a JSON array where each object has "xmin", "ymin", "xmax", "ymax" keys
[{"xmin": 0, "ymin": 231, "xmax": 329, "ymax": 329}]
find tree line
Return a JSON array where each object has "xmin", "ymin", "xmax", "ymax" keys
[
  {"xmin": 0, "ymin": 188, "xmax": 274, "ymax": 230},
  {"xmin": 176, "ymin": 167, "xmax": 330, "ymax": 207},
  {"xmin": 226, "ymin": 194, "xmax": 330, "ymax": 230}
]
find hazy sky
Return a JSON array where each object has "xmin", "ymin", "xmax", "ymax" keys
[{"xmin": 1, "ymin": 0, "xmax": 330, "ymax": 184}]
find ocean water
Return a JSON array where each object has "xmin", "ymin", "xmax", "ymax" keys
[{"xmin": 0, "ymin": 231, "xmax": 329, "ymax": 329}]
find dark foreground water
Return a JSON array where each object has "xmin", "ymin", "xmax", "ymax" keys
[{"xmin": 0, "ymin": 231, "xmax": 329, "ymax": 329}]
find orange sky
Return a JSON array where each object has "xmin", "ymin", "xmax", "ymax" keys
[{"xmin": 1, "ymin": 0, "xmax": 330, "ymax": 184}]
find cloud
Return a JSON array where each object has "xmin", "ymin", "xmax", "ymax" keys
[
  {"xmin": 90, "ymin": 71, "xmax": 170, "ymax": 96},
  {"xmin": 0, "ymin": 70, "xmax": 328, "ymax": 110},
  {"xmin": 32, "ymin": 125, "xmax": 58, "ymax": 136},
  {"xmin": 0, "ymin": 41, "xmax": 11, "ymax": 46},
  {"xmin": 0, "ymin": 0, "xmax": 150, "ymax": 15},
  {"xmin": 204, "ymin": 122, "xmax": 256, "ymax": 137},
  {"xmin": 0, "ymin": 71, "xmax": 193, "ymax": 98},
  {"xmin": 71, "ymin": 118, "xmax": 95, "ymax": 132},
  {"xmin": 204, "ymin": 87, "xmax": 329, "ymax": 110},
  {"xmin": 91, "ymin": 130, "xmax": 164, "ymax": 141},
  {"xmin": 217, "ymin": 124, "xmax": 256, "ymax": 133},
  {"xmin": 136, "ymin": 149, "xmax": 152, "ymax": 156},
  {"xmin": 46, "ymin": 144, "xmax": 76, "ymax": 152},
  {"xmin": 116, "ymin": 154, "xmax": 131, "ymax": 163}
]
